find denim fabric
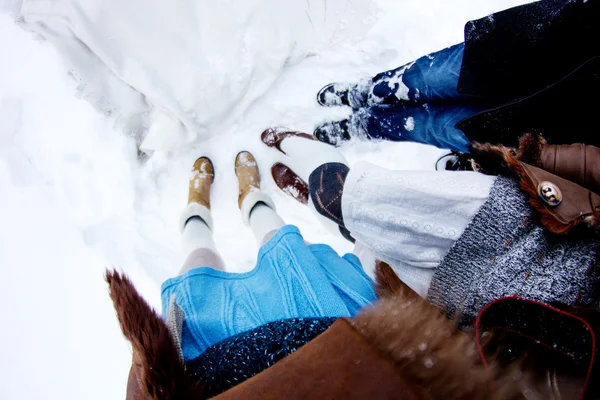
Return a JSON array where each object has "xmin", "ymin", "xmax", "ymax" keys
[
  {"xmin": 358, "ymin": 103, "xmax": 477, "ymax": 152},
  {"xmin": 369, "ymin": 43, "xmax": 472, "ymax": 104},
  {"xmin": 352, "ymin": 43, "xmax": 485, "ymax": 152}
]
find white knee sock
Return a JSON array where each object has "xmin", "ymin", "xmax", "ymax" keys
[
  {"xmin": 249, "ymin": 203, "xmax": 285, "ymax": 244},
  {"xmin": 179, "ymin": 248, "xmax": 226, "ymax": 274},
  {"xmin": 279, "ymin": 136, "xmax": 348, "ymax": 182},
  {"xmin": 181, "ymin": 217, "xmax": 219, "ymax": 256}
]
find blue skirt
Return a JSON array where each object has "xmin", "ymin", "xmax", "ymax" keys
[{"xmin": 161, "ymin": 225, "xmax": 377, "ymax": 361}]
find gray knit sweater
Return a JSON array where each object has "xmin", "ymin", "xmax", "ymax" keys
[{"xmin": 428, "ymin": 176, "xmax": 600, "ymax": 326}]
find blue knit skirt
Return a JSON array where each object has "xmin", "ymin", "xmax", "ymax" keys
[{"xmin": 161, "ymin": 225, "xmax": 377, "ymax": 361}]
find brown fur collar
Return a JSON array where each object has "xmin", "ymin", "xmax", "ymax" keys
[
  {"xmin": 470, "ymin": 138, "xmax": 600, "ymax": 235},
  {"xmin": 469, "ymin": 133, "xmax": 546, "ymax": 173},
  {"xmin": 515, "ymin": 133, "xmax": 546, "ymax": 167},
  {"xmin": 355, "ymin": 262, "xmax": 526, "ymax": 399},
  {"xmin": 105, "ymin": 270, "xmax": 205, "ymax": 400}
]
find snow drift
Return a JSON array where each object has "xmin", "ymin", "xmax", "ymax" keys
[{"xmin": 16, "ymin": 0, "xmax": 377, "ymax": 151}]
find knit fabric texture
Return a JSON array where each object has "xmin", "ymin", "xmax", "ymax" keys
[
  {"xmin": 187, "ymin": 317, "xmax": 336, "ymax": 397},
  {"xmin": 428, "ymin": 176, "xmax": 600, "ymax": 326},
  {"xmin": 161, "ymin": 225, "xmax": 376, "ymax": 361},
  {"xmin": 166, "ymin": 295, "xmax": 185, "ymax": 364}
]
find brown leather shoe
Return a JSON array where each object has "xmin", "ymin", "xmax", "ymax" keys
[
  {"xmin": 271, "ymin": 163, "xmax": 309, "ymax": 205},
  {"xmin": 188, "ymin": 157, "xmax": 215, "ymax": 209},
  {"xmin": 235, "ymin": 151, "xmax": 261, "ymax": 208},
  {"xmin": 261, "ymin": 128, "xmax": 315, "ymax": 154}
]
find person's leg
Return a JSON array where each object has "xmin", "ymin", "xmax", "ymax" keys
[
  {"xmin": 179, "ymin": 217, "xmax": 226, "ymax": 274},
  {"xmin": 369, "ymin": 43, "xmax": 469, "ymax": 105},
  {"xmin": 317, "ymin": 43, "xmax": 471, "ymax": 110},
  {"xmin": 181, "ymin": 217, "xmax": 217, "ymax": 255},
  {"xmin": 266, "ymin": 135, "xmax": 352, "ymax": 237},
  {"xmin": 278, "ymin": 136, "xmax": 348, "ymax": 182},
  {"xmin": 235, "ymin": 151, "xmax": 286, "ymax": 245},
  {"xmin": 360, "ymin": 102, "xmax": 483, "ymax": 152},
  {"xmin": 249, "ymin": 202, "xmax": 286, "ymax": 245},
  {"xmin": 177, "ymin": 157, "xmax": 226, "ymax": 275},
  {"xmin": 314, "ymin": 101, "xmax": 481, "ymax": 151}
]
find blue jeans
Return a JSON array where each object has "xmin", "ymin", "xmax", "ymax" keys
[{"xmin": 353, "ymin": 43, "xmax": 485, "ymax": 152}]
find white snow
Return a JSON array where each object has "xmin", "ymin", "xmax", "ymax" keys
[
  {"xmin": 404, "ymin": 116, "xmax": 416, "ymax": 132},
  {"xmin": 0, "ymin": 0, "xmax": 529, "ymax": 398},
  {"xmin": 16, "ymin": 0, "xmax": 378, "ymax": 152},
  {"xmin": 388, "ymin": 61, "xmax": 415, "ymax": 101},
  {"xmin": 284, "ymin": 185, "xmax": 301, "ymax": 200}
]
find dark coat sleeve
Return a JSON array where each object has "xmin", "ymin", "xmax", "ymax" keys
[{"xmin": 458, "ymin": 0, "xmax": 600, "ymax": 100}]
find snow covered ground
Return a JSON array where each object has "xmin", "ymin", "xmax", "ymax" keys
[{"xmin": 0, "ymin": 0, "xmax": 527, "ymax": 398}]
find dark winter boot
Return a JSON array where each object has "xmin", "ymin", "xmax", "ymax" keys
[
  {"xmin": 271, "ymin": 163, "xmax": 309, "ymax": 205},
  {"xmin": 317, "ymin": 83, "xmax": 368, "ymax": 109},
  {"xmin": 314, "ymin": 119, "xmax": 352, "ymax": 146}
]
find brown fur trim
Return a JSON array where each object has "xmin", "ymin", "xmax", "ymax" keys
[
  {"xmin": 469, "ymin": 133, "xmax": 546, "ymax": 173},
  {"xmin": 374, "ymin": 260, "xmax": 421, "ymax": 300},
  {"xmin": 583, "ymin": 212, "xmax": 600, "ymax": 233},
  {"xmin": 516, "ymin": 133, "xmax": 546, "ymax": 167},
  {"xmin": 105, "ymin": 270, "xmax": 205, "ymax": 400},
  {"xmin": 350, "ymin": 293, "xmax": 528, "ymax": 399},
  {"xmin": 469, "ymin": 142, "xmax": 517, "ymax": 176}
]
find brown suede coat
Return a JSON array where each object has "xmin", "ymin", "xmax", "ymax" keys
[{"xmin": 213, "ymin": 319, "xmax": 426, "ymax": 400}]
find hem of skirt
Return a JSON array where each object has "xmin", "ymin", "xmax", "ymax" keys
[{"xmin": 161, "ymin": 224, "xmax": 312, "ymax": 292}]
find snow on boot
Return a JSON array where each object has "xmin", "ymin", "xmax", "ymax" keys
[
  {"xmin": 235, "ymin": 151, "xmax": 276, "ymax": 225},
  {"xmin": 317, "ymin": 82, "xmax": 368, "ymax": 109},
  {"xmin": 271, "ymin": 163, "xmax": 309, "ymax": 205},
  {"xmin": 179, "ymin": 157, "xmax": 215, "ymax": 232},
  {"xmin": 314, "ymin": 119, "xmax": 352, "ymax": 146}
]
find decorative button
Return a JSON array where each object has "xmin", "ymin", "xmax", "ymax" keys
[{"xmin": 537, "ymin": 182, "xmax": 562, "ymax": 207}]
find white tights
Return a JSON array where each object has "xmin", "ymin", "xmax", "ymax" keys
[
  {"xmin": 278, "ymin": 136, "xmax": 348, "ymax": 182},
  {"xmin": 178, "ymin": 203, "xmax": 285, "ymax": 274}
]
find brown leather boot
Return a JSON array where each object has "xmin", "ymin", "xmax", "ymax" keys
[
  {"xmin": 235, "ymin": 151, "xmax": 276, "ymax": 225},
  {"xmin": 179, "ymin": 157, "xmax": 215, "ymax": 232},
  {"xmin": 188, "ymin": 157, "xmax": 215, "ymax": 209},
  {"xmin": 235, "ymin": 151, "xmax": 260, "ymax": 208}
]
